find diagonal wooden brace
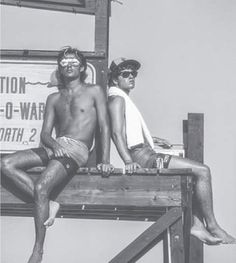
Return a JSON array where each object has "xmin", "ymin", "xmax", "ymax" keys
[{"xmin": 109, "ymin": 207, "xmax": 183, "ymax": 263}]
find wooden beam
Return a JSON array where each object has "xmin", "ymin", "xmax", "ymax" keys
[
  {"xmin": 95, "ymin": 0, "xmax": 109, "ymax": 54},
  {"xmin": 93, "ymin": 0, "xmax": 110, "ymax": 164},
  {"xmin": 169, "ymin": 216, "xmax": 185, "ymax": 263},
  {"xmin": 186, "ymin": 113, "xmax": 204, "ymax": 163},
  {"xmin": 185, "ymin": 113, "xmax": 204, "ymax": 263},
  {"xmin": 0, "ymin": 0, "xmax": 96, "ymax": 14},
  {"xmin": 1, "ymin": 203, "xmax": 169, "ymax": 221},
  {"xmin": 18, "ymin": 166, "xmax": 192, "ymax": 175},
  {"xmin": 109, "ymin": 207, "xmax": 182, "ymax": 263},
  {"xmin": 181, "ymin": 176, "xmax": 193, "ymax": 263},
  {"xmin": 0, "ymin": 49, "xmax": 106, "ymax": 60},
  {"xmin": 1, "ymin": 173, "xmax": 184, "ymax": 207},
  {"xmin": 1, "ymin": 168, "xmax": 192, "ymax": 219}
]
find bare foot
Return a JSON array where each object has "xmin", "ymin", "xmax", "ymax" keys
[
  {"xmin": 207, "ymin": 226, "xmax": 236, "ymax": 244},
  {"xmin": 28, "ymin": 250, "xmax": 43, "ymax": 263},
  {"xmin": 191, "ymin": 225, "xmax": 222, "ymax": 245},
  {"xmin": 44, "ymin": 201, "xmax": 60, "ymax": 228}
]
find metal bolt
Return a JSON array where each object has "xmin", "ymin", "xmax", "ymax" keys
[{"xmin": 174, "ymin": 235, "xmax": 180, "ymax": 241}]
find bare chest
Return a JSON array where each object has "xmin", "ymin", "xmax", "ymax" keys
[{"xmin": 55, "ymin": 92, "xmax": 94, "ymax": 118}]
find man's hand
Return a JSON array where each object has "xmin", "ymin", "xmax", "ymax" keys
[
  {"xmin": 152, "ymin": 137, "xmax": 172, "ymax": 149},
  {"xmin": 97, "ymin": 163, "xmax": 115, "ymax": 177},
  {"xmin": 52, "ymin": 144, "xmax": 70, "ymax": 158},
  {"xmin": 125, "ymin": 162, "xmax": 141, "ymax": 174}
]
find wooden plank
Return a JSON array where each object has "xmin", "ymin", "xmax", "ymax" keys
[
  {"xmin": 95, "ymin": 0, "xmax": 109, "ymax": 53},
  {"xmin": 27, "ymin": 0, "xmax": 86, "ymax": 6},
  {"xmin": 14, "ymin": 166, "xmax": 191, "ymax": 176},
  {"xmin": 109, "ymin": 207, "xmax": 182, "ymax": 263},
  {"xmin": 187, "ymin": 113, "xmax": 204, "ymax": 163},
  {"xmin": 0, "ymin": 0, "xmax": 96, "ymax": 14},
  {"xmin": 183, "ymin": 119, "xmax": 188, "ymax": 153},
  {"xmin": 185, "ymin": 113, "xmax": 204, "ymax": 263},
  {"xmin": 26, "ymin": 167, "xmax": 123, "ymax": 175},
  {"xmin": 181, "ymin": 176, "xmax": 193, "ymax": 263},
  {"xmin": 1, "ymin": 166, "xmax": 190, "ymax": 176},
  {"xmin": 93, "ymin": 0, "xmax": 110, "ymax": 163},
  {"xmin": 0, "ymin": 49, "xmax": 106, "ymax": 60},
  {"xmin": 1, "ymin": 203, "xmax": 168, "ymax": 221},
  {"xmin": 169, "ymin": 216, "xmax": 185, "ymax": 263},
  {"xmin": 1, "ymin": 174, "xmax": 183, "ymax": 207},
  {"xmin": 162, "ymin": 172, "xmax": 193, "ymax": 263}
]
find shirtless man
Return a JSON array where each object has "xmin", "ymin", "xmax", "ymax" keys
[
  {"xmin": 1, "ymin": 47, "xmax": 114, "ymax": 263},
  {"xmin": 108, "ymin": 57, "xmax": 236, "ymax": 245}
]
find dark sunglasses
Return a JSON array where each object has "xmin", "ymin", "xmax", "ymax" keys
[{"xmin": 119, "ymin": 71, "xmax": 138, "ymax": 78}]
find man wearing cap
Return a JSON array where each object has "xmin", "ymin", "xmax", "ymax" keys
[
  {"xmin": 1, "ymin": 47, "xmax": 114, "ymax": 263},
  {"xmin": 108, "ymin": 57, "xmax": 235, "ymax": 245}
]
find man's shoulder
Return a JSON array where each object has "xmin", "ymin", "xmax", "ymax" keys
[
  {"xmin": 108, "ymin": 95, "xmax": 125, "ymax": 109},
  {"xmin": 108, "ymin": 94, "xmax": 125, "ymax": 104},
  {"xmin": 47, "ymin": 91, "xmax": 60, "ymax": 101},
  {"xmin": 84, "ymin": 83, "xmax": 103, "ymax": 94},
  {"xmin": 84, "ymin": 83, "xmax": 100, "ymax": 89}
]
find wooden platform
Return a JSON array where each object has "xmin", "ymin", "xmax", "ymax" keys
[{"xmin": 1, "ymin": 167, "xmax": 193, "ymax": 263}]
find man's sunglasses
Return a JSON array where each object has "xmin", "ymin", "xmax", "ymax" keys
[
  {"xmin": 60, "ymin": 58, "xmax": 81, "ymax": 67},
  {"xmin": 119, "ymin": 71, "xmax": 138, "ymax": 78}
]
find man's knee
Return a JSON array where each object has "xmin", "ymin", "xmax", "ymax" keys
[
  {"xmin": 195, "ymin": 164, "xmax": 211, "ymax": 179},
  {"xmin": 1, "ymin": 156, "xmax": 15, "ymax": 175},
  {"xmin": 35, "ymin": 182, "xmax": 49, "ymax": 201}
]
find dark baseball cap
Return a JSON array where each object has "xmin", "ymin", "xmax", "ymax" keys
[{"xmin": 109, "ymin": 58, "xmax": 141, "ymax": 74}]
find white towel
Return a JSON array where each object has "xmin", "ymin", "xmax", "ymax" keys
[{"xmin": 108, "ymin": 86, "xmax": 154, "ymax": 149}]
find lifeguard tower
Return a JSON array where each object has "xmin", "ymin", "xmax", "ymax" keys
[{"xmin": 1, "ymin": 1, "xmax": 204, "ymax": 262}]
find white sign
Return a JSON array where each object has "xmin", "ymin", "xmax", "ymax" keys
[{"xmin": 0, "ymin": 60, "xmax": 96, "ymax": 153}]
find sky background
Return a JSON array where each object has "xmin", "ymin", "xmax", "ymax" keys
[{"xmin": 1, "ymin": 1, "xmax": 236, "ymax": 262}]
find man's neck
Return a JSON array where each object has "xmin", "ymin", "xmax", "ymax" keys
[
  {"xmin": 64, "ymin": 78, "xmax": 83, "ymax": 91},
  {"xmin": 117, "ymin": 86, "xmax": 130, "ymax": 95}
]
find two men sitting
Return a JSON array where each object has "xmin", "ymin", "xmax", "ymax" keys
[{"xmin": 1, "ymin": 47, "xmax": 235, "ymax": 263}]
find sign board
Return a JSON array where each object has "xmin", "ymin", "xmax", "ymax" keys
[
  {"xmin": 0, "ymin": 60, "xmax": 96, "ymax": 153},
  {"xmin": 0, "ymin": 0, "xmax": 94, "ymax": 14}
]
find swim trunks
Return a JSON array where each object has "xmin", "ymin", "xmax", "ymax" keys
[
  {"xmin": 31, "ymin": 136, "xmax": 89, "ymax": 173},
  {"xmin": 129, "ymin": 144, "xmax": 172, "ymax": 169}
]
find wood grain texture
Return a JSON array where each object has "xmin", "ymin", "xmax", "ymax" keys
[
  {"xmin": 0, "ymin": 50, "xmax": 106, "ymax": 60},
  {"xmin": 1, "ymin": 169, "xmax": 192, "ymax": 219},
  {"xmin": 185, "ymin": 113, "xmax": 204, "ymax": 263},
  {"xmin": 169, "ymin": 216, "xmax": 185, "ymax": 263},
  {"xmin": 1, "ymin": 173, "xmax": 186, "ymax": 207}
]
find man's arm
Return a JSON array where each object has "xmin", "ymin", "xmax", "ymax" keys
[
  {"xmin": 40, "ymin": 93, "xmax": 69, "ymax": 158},
  {"xmin": 108, "ymin": 96, "xmax": 140, "ymax": 173},
  {"xmin": 94, "ymin": 85, "xmax": 114, "ymax": 174}
]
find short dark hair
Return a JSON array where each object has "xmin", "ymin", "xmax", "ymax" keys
[
  {"xmin": 108, "ymin": 64, "xmax": 137, "ymax": 87},
  {"xmin": 57, "ymin": 46, "xmax": 87, "ymax": 82}
]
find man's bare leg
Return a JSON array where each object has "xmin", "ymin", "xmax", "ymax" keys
[
  {"xmin": 168, "ymin": 155, "xmax": 236, "ymax": 244},
  {"xmin": 28, "ymin": 160, "xmax": 68, "ymax": 263},
  {"xmin": 191, "ymin": 210, "xmax": 221, "ymax": 245},
  {"xmin": 44, "ymin": 201, "xmax": 60, "ymax": 227},
  {"xmin": 1, "ymin": 150, "xmax": 60, "ymax": 227}
]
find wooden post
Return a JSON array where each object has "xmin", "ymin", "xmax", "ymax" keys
[
  {"xmin": 183, "ymin": 113, "xmax": 204, "ymax": 263},
  {"xmin": 93, "ymin": 0, "xmax": 110, "ymax": 164},
  {"xmin": 181, "ymin": 175, "xmax": 193, "ymax": 263},
  {"xmin": 169, "ymin": 217, "xmax": 185, "ymax": 263}
]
